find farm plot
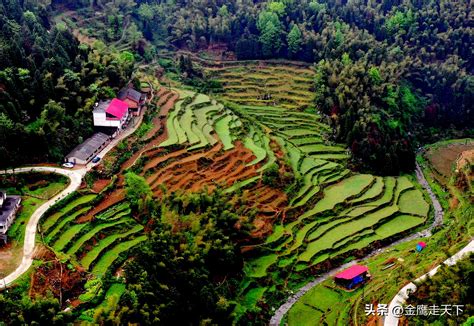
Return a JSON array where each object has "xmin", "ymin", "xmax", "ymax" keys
[
  {"xmin": 158, "ymin": 91, "xmax": 245, "ymax": 151},
  {"xmin": 245, "ymin": 174, "xmax": 429, "ymax": 277},
  {"xmin": 234, "ymin": 105, "xmax": 350, "ymax": 210},
  {"xmin": 203, "ymin": 62, "xmax": 315, "ymax": 109},
  {"xmin": 41, "ymin": 194, "xmax": 144, "ymax": 276}
]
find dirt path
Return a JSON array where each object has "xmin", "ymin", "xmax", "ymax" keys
[{"xmin": 269, "ymin": 162, "xmax": 445, "ymax": 326}]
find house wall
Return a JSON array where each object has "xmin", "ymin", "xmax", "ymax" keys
[
  {"xmin": 0, "ymin": 197, "xmax": 21, "ymax": 235},
  {"xmin": 93, "ymin": 111, "xmax": 123, "ymax": 128}
]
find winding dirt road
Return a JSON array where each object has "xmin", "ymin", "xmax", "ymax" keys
[
  {"xmin": 269, "ymin": 162, "xmax": 444, "ymax": 325},
  {"xmin": 0, "ymin": 167, "xmax": 85, "ymax": 288}
]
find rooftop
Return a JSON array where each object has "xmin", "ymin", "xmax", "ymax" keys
[
  {"xmin": 93, "ymin": 99, "xmax": 129, "ymax": 119},
  {"xmin": 106, "ymin": 98, "xmax": 129, "ymax": 119},
  {"xmin": 118, "ymin": 88, "xmax": 142, "ymax": 103},
  {"xmin": 0, "ymin": 194, "xmax": 21, "ymax": 225},
  {"xmin": 66, "ymin": 132, "xmax": 110, "ymax": 161},
  {"xmin": 334, "ymin": 265, "xmax": 368, "ymax": 280}
]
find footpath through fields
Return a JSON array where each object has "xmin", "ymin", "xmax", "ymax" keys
[{"xmin": 269, "ymin": 162, "xmax": 445, "ymax": 326}]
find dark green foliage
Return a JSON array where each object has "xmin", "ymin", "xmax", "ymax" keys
[
  {"xmin": 407, "ymin": 254, "xmax": 474, "ymax": 325},
  {"xmin": 314, "ymin": 57, "xmax": 426, "ymax": 174},
  {"xmin": 0, "ymin": 1, "xmax": 133, "ymax": 168},
  {"xmin": 114, "ymin": 190, "xmax": 252, "ymax": 325},
  {"xmin": 0, "ymin": 289, "xmax": 73, "ymax": 325},
  {"xmin": 124, "ymin": 172, "xmax": 152, "ymax": 211}
]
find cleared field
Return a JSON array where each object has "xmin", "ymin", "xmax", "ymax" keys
[{"xmin": 203, "ymin": 62, "xmax": 315, "ymax": 109}]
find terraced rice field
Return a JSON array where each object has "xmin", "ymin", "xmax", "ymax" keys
[
  {"xmin": 203, "ymin": 61, "xmax": 315, "ymax": 110},
  {"xmin": 41, "ymin": 197, "xmax": 145, "ymax": 277},
  {"xmin": 37, "ymin": 63, "xmax": 432, "ymax": 320}
]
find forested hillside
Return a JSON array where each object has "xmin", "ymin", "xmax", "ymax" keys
[
  {"xmin": 0, "ymin": 1, "xmax": 134, "ymax": 168},
  {"xmin": 48, "ymin": 0, "xmax": 473, "ymax": 174}
]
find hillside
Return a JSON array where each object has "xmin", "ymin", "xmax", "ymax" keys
[{"xmin": 0, "ymin": 1, "xmax": 472, "ymax": 325}]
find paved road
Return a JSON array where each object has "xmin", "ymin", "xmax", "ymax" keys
[
  {"xmin": 0, "ymin": 167, "xmax": 85, "ymax": 288},
  {"xmin": 269, "ymin": 162, "xmax": 444, "ymax": 326},
  {"xmin": 0, "ymin": 85, "xmax": 156, "ymax": 288},
  {"xmin": 385, "ymin": 239, "xmax": 474, "ymax": 326}
]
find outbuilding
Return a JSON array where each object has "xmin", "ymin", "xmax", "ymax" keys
[
  {"xmin": 416, "ymin": 241, "xmax": 427, "ymax": 252},
  {"xmin": 65, "ymin": 132, "xmax": 110, "ymax": 165},
  {"xmin": 0, "ymin": 191, "xmax": 21, "ymax": 243},
  {"xmin": 118, "ymin": 87, "xmax": 146, "ymax": 116},
  {"xmin": 334, "ymin": 265, "xmax": 370, "ymax": 290}
]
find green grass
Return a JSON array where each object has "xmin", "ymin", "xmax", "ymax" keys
[
  {"xmin": 349, "ymin": 176, "xmax": 384, "ymax": 204},
  {"xmin": 91, "ymin": 235, "xmax": 146, "ymax": 276},
  {"xmin": 24, "ymin": 181, "xmax": 67, "ymax": 199},
  {"xmin": 375, "ymin": 214, "xmax": 425, "ymax": 238},
  {"xmin": 7, "ymin": 197, "xmax": 44, "ymax": 242},
  {"xmin": 214, "ymin": 115, "xmax": 234, "ymax": 150},
  {"xmin": 265, "ymin": 225, "xmax": 285, "ymax": 244},
  {"xmin": 45, "ymin": 206, "xmax": 91, "ymax": 244},
  {"xmin": 66, "ymin": 219, "xmax": 129, "ymax": 256},
  {"xmin": 299, "ymin": 175, "xmax": 374, "ymax": 219},
  {"xmin": 398, "ymin": 189, "xmax": 430, "ymax": 217},
  {"xmin": 42, "ymin": 194, "xmax": 97, "ymax": 232},
  {"xmin": 159, "ymin": 101, "xmax": 181, "ymax": 147},
  {"xmin": 246, "ymin": 254, "xmax": 278, "ymax": 278},
  {"xmin": 53, "ymin": 223, "xmax": 88, "ymax": 252},
  {"xmin": 180, "ymin": 109, "xmax": 200, "ymax": 145},
  {"xmin": 81, "ymin": 224, "xmax": 144, "ymax": 270},
  {"xmin": 299, "ymin": 205, "xmax": 399, "ymax": 262},
  {"xmin": 95, "ymin": 202, "xmax": 130, "ymax": 220},
  {"xmin": 243, "ymin": 137, "xmax": 267, "ymax": 165}
]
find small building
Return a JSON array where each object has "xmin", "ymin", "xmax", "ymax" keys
[
  {"xmin": 0, "ymin": 191, "xmax": 21, "ymax": 243},
  {"xmin": 93, "ymin": 98, "xmax": 130, "ymax": 130},
  {"xmin": 65, "ymin": 132, "xmax": 110, "ymax": 165},
  {"xmin": 118, "ymin": 87, "xmax": 146, "ymax": 116},
  {"xmin": 334, "ymin": 265, "xmax": 370, "ymax": 290},
  {"xmin": 416, "ymin": 241, "xmax": 427, "ymax": 252}
]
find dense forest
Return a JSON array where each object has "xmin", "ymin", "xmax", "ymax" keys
[
  {"xmin": 49, "ymin": 0, "xmax": 473, "ymax": 174},
  {"xmin": 1, "ymin": 0, "xmax": 472, "ymax": 173},
  {"xmin": 0, "ymin": 0, "xmax": 134, "ymax": 168}
]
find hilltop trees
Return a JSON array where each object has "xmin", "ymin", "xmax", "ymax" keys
[
  {"xmin": 116, "ymin": 190, "xmax": 252, "ymax": 324},
  {"xmin": 0, "ymin": 1, "xmax": 133, "ymax": 168},
  {"xmin": 314, "ymin": 56, "xmax": 425, "ymax": 174}
]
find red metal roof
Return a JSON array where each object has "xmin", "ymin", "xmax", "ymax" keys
[
  {"xmin": 335, "ymin": 265, "xmax": 368, "ymax": 280},
  {"xmin": 106, "ymin": 98, "xmax": 128, "ymax": 119}
]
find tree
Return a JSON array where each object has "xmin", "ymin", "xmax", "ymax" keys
[
  {"xmin": 260, "ymin": 21, "xmax": 283, "ymax": 58},
  {"xmin": 124, "ymin": 172, "xmax": 152, "ymax": 210},
  {"xmin": 287, "ymin": 24, "xmax": 302, "ymax": 58}
]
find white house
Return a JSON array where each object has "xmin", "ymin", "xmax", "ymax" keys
[
  {"xmin": 93, "ymin": 98, "xmax": 130, "ymax": 129},
  {"xmin": 0, "ymin": 191, "xmax": 21, "ymax": 243}
]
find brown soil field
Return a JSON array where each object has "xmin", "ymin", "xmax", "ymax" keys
[
  {"xmin": 91, "ymin": 179, "xmax": 110, "ymax": 193},
  {"xmin": 425, "ymin": 142, "xmax": 474, "ymax": 185},
  {"xmin": 29, "ymin": 247, "xmax": 85, "ymax": 306},
  {"xmin": 77, "ymin": 189, "xmax": 125, "ymax": 223},
  {"xmin": 243, "ymin": 185, "xmax": 287, "ymax": 238},
  {"xmin": 143, "ymin": 141, "xmax": 261, "ymax": 196}
]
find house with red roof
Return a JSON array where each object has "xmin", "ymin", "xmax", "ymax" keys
[
  {"xmin": 334, "ymin": 265, "xmax": 370, "ymax": 290},
  {"xmin": 118, "ymin": 87, "xmax": 146, "ymax": 116},
  {"xmin": 93, "ymin": 98, "xmax": 130, "ymax": 132}
]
